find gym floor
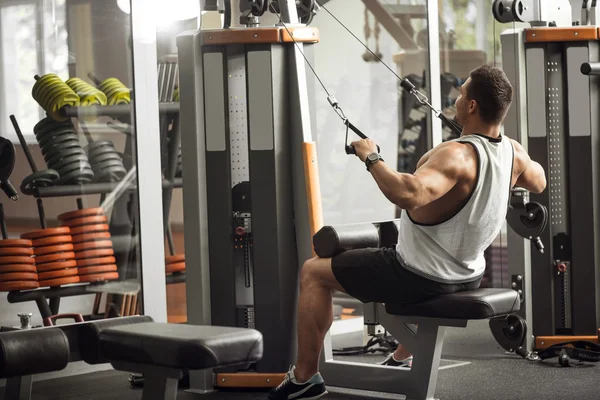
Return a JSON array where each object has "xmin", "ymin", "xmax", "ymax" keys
[{"xmin": 8, "ymin": 321, "xmax": 597, "ymax": 400}]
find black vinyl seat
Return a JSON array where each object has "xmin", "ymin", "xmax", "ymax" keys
[{"xmin": 384, "ymin": 288, "xmax": 520, "ymax": 319}]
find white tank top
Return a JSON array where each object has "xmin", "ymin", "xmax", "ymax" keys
[{"xmin": 395, "ymin": 134, "xmax": 514, "ymax": 283}]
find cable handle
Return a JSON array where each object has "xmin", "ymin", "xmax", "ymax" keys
[{"xmin": 344, "ymin": 120, "xmax": 381, "ymax": 156}]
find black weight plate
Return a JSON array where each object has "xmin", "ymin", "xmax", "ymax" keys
[
  {"xmin": 57, "ymin": 160, "xmax": 93, "ymax": 176},
  {"xmin": 36, "ymin": 128, "xmax": 78, "ymax": 145},
  {"xmin": 85, "ymin": 139, "xmax": 115, "ymax": 152},
  {"xmin": 89, "ymin": 152, "xmax": 122, "ymax": 165},
  {"xmin": 88, "ymin": 146, "xmax": 118, "ymax": 160},
  {"xmin": 20, "ymin": 169, "xmax": 60, "ymax": 195},
  {"xmin": 56, "ymin": 168, "xmax": 94, "ymax": 185},
  {"xmin": 42, "ymin": 141, "xmax": 82, "ymax": 162},
  {"xmin": 93, "ymin": 160, "xmax": 126, "ymax": 173},
  {"xmin": 50, "ymin": 153, "xmax": 90, "ymax": 172},
  {"xmin": 46, "ymin": 147, "xmax": 86, "ymax": 167},
  {"xmin": 34, "ymin": 119, "xmax": 73, "ymax": 135},
  {"xmin": 36, "ymin": 125, "xmax": 76, "ymax": 139},
  {"xmin": 94, "ymin": 166, "xmax": 127, "ymax": 183},
  {"xmin": 38, "ymin": 132, "xmax": 79, "ymax": 150},
  {"xmin": 41, "ymin": 138, "xmax": 81, "ymax": 155}
]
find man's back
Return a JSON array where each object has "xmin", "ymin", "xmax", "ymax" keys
[{"xmin": 396, "ymin": 134, "xmax": 515, "ymax": 283}]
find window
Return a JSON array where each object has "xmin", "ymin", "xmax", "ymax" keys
[{"xmin": 0, "ymin": 0, "xmax": 68, "ymax": 142}]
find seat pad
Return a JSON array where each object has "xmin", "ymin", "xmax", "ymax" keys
[
  {"xmin": 384, "ymin": 288, "xmax": 520, "ymax": 319},
  {"xmin": 0, "ymin": 328, "xmax": 69, "ymax": 378},
  {"xmin": 99, "ymin": 323, "xmax": 263, "ymax": 370}
]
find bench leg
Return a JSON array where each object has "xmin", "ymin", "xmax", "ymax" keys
[
  {"xmin": 141, "ymin": 375, "xmax": 179, "ymax": 400},
  {"xmin": 5, "ymin": 375, "xmax": 32, "ymax": 400},
  {"xmin": 408, "ymin": 322, "xmax": 446, "ymax": 400}
]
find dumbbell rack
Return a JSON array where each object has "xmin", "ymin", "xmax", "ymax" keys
[{"xmin": 8, "ymin": 83, "xmax": 187, "ymax": 321}]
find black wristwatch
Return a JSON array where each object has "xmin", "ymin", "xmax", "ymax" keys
[{"xmin": 365, "ymin": 152, "xmax": 384, "ymax": 171}]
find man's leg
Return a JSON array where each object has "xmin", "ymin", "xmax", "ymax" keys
[{"xmin": 295, "ymin": 256, "xmax": 346, "ymax": 383}]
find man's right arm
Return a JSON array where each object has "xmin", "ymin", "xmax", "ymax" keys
[{"xmin": 512, "ymin": 140, "xmax": 547, "ymax": 194}]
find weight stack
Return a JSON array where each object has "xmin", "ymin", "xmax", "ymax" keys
[
  {"xmin": 165, "ymin": 254, "xmax": 185, "ymax": 275},
  {"xmin": 57, "ymin": 208, "xmax": 118, "ymax": 283},
  {"xmin": 21, "ymin": 227, "xmax": 80, "ymax": 288},
  {"xmin": 85, "ymin": 140, "xmax": 127, "ymax": 183},
  {"xmin": 0, "ymin": 239, "xmax": 39, "ymax": 291}
]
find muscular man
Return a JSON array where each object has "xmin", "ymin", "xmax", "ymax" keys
[{"xmin": 268, "ymin": 64, "xmax": 547, "ymax": 400}]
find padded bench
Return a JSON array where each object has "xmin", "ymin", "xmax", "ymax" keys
[
  {"xmin": 0, "ymin": 328, "xmax": 70, "ymax": 400},
  {"xmin": 314, "ymin": 221, "xmax": 521, "ymax": 400}
]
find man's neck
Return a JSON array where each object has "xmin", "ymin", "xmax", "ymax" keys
[{"xmin": 460, "ymin": 121, "xmax": 501, "ymax": 139}]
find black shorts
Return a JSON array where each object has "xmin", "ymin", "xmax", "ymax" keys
[{"xmin": 331, "ymin": 247, "xmax": 482, "ymax": 305}]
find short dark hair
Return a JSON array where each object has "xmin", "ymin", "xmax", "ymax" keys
[{"xmin": 466, "ymin": 65, "xmax": 513, "ymax": 125}]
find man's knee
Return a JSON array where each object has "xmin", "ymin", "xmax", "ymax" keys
[{"xmin": 300, "ymin": 257, "xmax": 320, "ymax": 286}]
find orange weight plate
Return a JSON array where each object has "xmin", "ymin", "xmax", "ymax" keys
[
  {"xmin": 76, "ymin": 256, "xmax": 116, "ymax": 268},
  {"xmin": 166, "ymin": 262, "xmax": 186, "ymax": 274},
  {"xmin": 0, "ymin": 281, "xmax": 39, "ymax": 291},
  {"xmin": 75, "ymin": 248, "xmax": 114, "ymax": 259},
  {"xmin": 36, "ymin": 260, "xmax": 77, "ymax": 272},
  {"xmin": 71, "ymin": 232, "xmax": 111, "ymax": 244},
  {"xmin": 57, "ymin": 207, "xmax": 104, "ymax": 221},
  {"xmin": 78, "ymin": 264, "xmax": 118, "ymax": 275},
  {"xmin": 33, "ymin": 243, "xmax": 74, "ymax": 256},
  {"xmin": 35, "ymin": 252, "xmax": 76, "ymax": 265},
  {"xmin": 0, "ymin": 239, "xmax": 33, "ymax": 248},
  {"xmin": 166, "ymin": 254, "xmax": 185, "ymax": 264},
  {"xmin": 0, "ymin": 256, "xmax": 35, "ymax": 265},
  {"xmin": 0, "ymin": 248, "xmax": 34, "ymax": 256},
  {"xmin": 21, "ymin": 227, "xmax": 71, "ymax": 240},
  {"xmin": 79, "ymin": 271, "xmax": 119, "ymax": 283},
  {"xmin": 38, "ymin": 275, "xmax": 80, "ymax": 287},
  {"xmin": 73, "ymin": 240, "xmax": 113, "ymax": 252},
  {"xmin": 61, "ymin": 215, "xmax": 108, "ymax": 227},
  {"xmin": 32, "ymin": 235, "xmax": 73, "ymax": 248},
  {"xmin": 0, "ymin": 272, "xmax": 38, "ymax": 282},
  {"xmin": 0, "ymin": 264, "xmax": 37, "ymax": 273},
  {"xmin": 38, "ymin": 268, "xmax": 78, "ymax": 281},
  {"xmin": 70, "ymin": 224, "xmax": 109, "ymax": 236}
]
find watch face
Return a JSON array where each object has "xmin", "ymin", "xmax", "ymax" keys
[{"xmin": 367, "ymin": 153, "xmax": 379, "ymax": 162}]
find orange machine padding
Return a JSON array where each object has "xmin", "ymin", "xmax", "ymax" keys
[
  {"xmin": 525, "ymin": 27, "xmax": 598, "ymax": 43},
  {"xmin": 214, "ymin": 373, "xmax": 285, "ymax": 388},
  {"xmin": 535, "ymin": 335, "xmax": 600, "ymax": 349},
  {"xmin": 202, "ymin": 27, "xmax": 319, "ymax": 45},
  {"xmin": 302, "ymin": 142, "xmax": 324, "ymax": 256}
]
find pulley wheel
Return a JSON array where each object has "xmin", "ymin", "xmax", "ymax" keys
[
  {"xmin": 0, "ymin": 281, "xmax": 39, "ymax": 291},
  {"xmin": 38, "ymin": 275, "xmax": 80, "ymax": 288},
  {"xmin": 489, "ymin": 314, "xmax": 527, "ymax": 352},
  {"xmin": 297, "ymin": 0, "xmax": 316, "ymax": 24},
  {"xmin": 0, "ymin": 264, "xmax": 37, "ymax": 273},
  {"xmin": 76, "ymin": 256, "xmax": 116, "ymax": 268},
  {"xmin": 0, "ymin": 239, "xmax": 32, "ymax": 248},
  {"xmin": 21, "ymin": 227, "xmax": 71, "ymax": 240},
  {"xmin": 78, "ymin": 264, "xmax": 117, "ymax": 275},
  {"xmin": 38, "ymin": 268, "xmax": 78, "ymax": 281},
  {"xmin": 0, "ymin": 272, "xmax": 38, "ymax": 282},
  {"xmin": 79, "ymin": 271, "xmax": 119, "ymax": 283},
  {"xmin": 36, "ymin": 259, "xmax": 77, "ymax": 272},
  {"xmin": 72, "ymin": 232, "xmax": 111, "ymax": 244},
  {"xmin": 34, "ymin": 252, "xmax": 76, "ymax": 265},
  {"xmin": 58, "ymin": 207, "xmax": 105, "ymax": 222},
  {"xmin": 0, "ymin": 256, "xmax": 35, "ymax": 265},
  {"xmin": 251, "ymin": 0, "xmax": 269, "ymax": 16}
]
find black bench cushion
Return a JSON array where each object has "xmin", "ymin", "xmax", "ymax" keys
[
  {"xmin": 385, "ymin": 288, "xmax": 520, "ymax": 319},
  {"xmin": 99, "ymin": 323, "xmax": 263, "ymax": 370},
  {"xmin": 79, "ymin": 315, "xmax": 154, "ymax": 364},
  {"xmin": 0, "ymin": 328, "xmax": 69, "ymax": 378}
]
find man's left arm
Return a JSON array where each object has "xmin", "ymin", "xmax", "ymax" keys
[{"xmin": 351, "ymin": 139, "xmax": 467, "ymax": 210}]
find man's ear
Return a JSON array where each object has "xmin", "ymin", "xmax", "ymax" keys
[{"xmin": 468, "ymin": 100, "xmax": 477, "ymax": 114}]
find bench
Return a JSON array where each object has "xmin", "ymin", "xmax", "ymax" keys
[
  {"xmin": 2, "ymin": 316, "xmax": 262, "ymax": 400},
  {"xmin": 314, "ymin": 221, "xmax": 520, "ymax": 400}
]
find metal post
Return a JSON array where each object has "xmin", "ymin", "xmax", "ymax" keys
[
  {"xmin": 5, "ymin": 375, "xmax": 32, "ymax": 400},
  {"xmin": 131, "ymin": 0, "xmax": 168, "ymax": 322},
  {"xmin": 427, "ymin": 0, "xmax": 442, "ymax": 147}
]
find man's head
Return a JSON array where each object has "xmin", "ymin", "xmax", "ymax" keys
[{"xmin": 455, "ymin": 65, "xmax": 513, "ymax": 128}]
